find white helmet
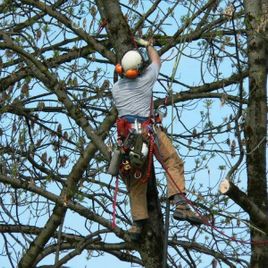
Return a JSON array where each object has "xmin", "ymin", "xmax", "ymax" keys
[{"xmin": 121, "ymin": 50, "xmax": 143, "ymax": 71}]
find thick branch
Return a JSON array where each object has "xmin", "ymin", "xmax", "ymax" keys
[
  {"xmin": 95, "ymin": 0, "xmax": 134, "ymax": 59},
  {"xmin": 219, "ymin": 179, "xmax": 268, "ymax": 234},
  {"xmin": 17, "ymin": 108, "xmax": 117, "ymax": 267}
]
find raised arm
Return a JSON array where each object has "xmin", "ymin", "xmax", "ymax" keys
[
  {"xmin": 147, "ymin": 45, "xmax": 161, "ymax": 68},
  {"xmin": 135, "ymin": 38, "xmax": 161, "ymax": 68}
]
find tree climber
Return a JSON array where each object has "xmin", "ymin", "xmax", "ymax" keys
[{"xmin": 110, "ymin": 38, "xmax": 203, "ymax": 239}]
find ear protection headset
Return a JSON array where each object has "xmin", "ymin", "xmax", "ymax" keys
[
  {"xmin": 115, "ymin": 50, "xmax": 143, "ymax": 79},
  {"xmin": 115, "ymin": 64, "xmax": 140, "ymax": 79}
]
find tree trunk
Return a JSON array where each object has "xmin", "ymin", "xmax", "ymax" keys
[
  {"xmin": 244, "ymin": 0, "xmax": 268, "ymax": 267},
  {"xmin": 95, "ymin": 2, "xmax": 166, "ymax": 266},
  {"xmin": 139, "ymin": 167, "xmax": 164, "ymax": 267},
  {"xmin": 95, "ymin": 0, "xmax": 134, "ymax": 61}
]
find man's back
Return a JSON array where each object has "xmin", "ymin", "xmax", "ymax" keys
[{"xmin": 112, "ymin": 62, "xmax": 160, "ymax": 118}]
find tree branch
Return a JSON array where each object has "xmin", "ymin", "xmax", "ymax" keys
[{"xmin": 219, "ymin": 179, "xmax": 268, "ymax": 234}]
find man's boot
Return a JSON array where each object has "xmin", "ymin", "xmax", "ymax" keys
[{"xmin": 172, "ymin": 194, "xmax": 203, "ymax": 225}]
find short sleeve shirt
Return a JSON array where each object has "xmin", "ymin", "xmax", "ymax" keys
[{"xmin": 112, "ymin": 63, "xmax": 160, "ymax": 117}]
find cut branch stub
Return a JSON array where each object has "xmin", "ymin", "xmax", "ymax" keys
[{"xmin": 219, "ymin": 179, "xmax": 231, "ymax": 194}]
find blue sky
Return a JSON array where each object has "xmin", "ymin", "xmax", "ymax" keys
[{"xmin": 0, "ymin": 0, "xmax": 255, "ymax": 267}]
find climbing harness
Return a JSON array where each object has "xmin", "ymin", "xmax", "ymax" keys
[{"xmin": 108, "ymin": 116, "xmax": 154, "ymax": 180}]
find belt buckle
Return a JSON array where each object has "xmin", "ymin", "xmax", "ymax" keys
[{"xmin": 131, "ymin": 120, "xmax": 142, "ymax": 133}]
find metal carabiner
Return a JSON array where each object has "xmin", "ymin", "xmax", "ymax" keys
[
  {"xmin": 156, "ymin": 105, "xmax": 167, "ymax": 119},
  {"xmin": 134, "ymin": 170, "xmax": 142, "ymax": 179},
  {"xmin": 122, "ymin": 160, "xmax": 131, "ymax": 171}
]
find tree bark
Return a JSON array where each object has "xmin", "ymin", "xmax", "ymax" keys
[
  {"xmin": 139, "ymin": 167, "xmax": 164, "ymax": 267},
  {"xmin": 95, "ymin": 0, "xmax": 134, "ymax": 60},
  {"xmin": 244, "ymin": 0, "xmax": 268, "ymax": 267}
]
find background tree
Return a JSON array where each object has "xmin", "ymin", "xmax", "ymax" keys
[{"xmin": 0, "ymin": 0, "xmax": 267, "ymax": 267}]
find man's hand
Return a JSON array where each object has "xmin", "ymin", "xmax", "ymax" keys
[
  {"xmin": 135, "ymin": 37, "xmax": 160, "ymax": 67},
  {"xmin": 135, "ymin": 37, "xmax": 153, "ymax": 47}
]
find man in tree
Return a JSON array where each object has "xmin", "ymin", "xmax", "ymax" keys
[{"xmin": 111, "ymin": 39, "xmax": 203, "ymax": 239}]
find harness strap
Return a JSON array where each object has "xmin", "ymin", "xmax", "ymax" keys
[{"xmin": 116, "ymin": 117, "xmax": 152, "ymax": 139}]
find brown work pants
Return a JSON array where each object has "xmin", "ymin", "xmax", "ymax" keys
[{"xmin": 125, "ymin": 127, "xmax": 186, "ymax": 221}]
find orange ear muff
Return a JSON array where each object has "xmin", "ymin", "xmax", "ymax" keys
[
  {"xmin": 115, "ymin": 63, "xmax": 123, "ymax": 75},
  {"xmin": 124, "ymin": 69, "xmax": 140, "ymax": 79}
]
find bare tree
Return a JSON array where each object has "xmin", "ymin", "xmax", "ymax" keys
[{"xmin": 0, "ymin": 0, "xmax": 267, "ymax": 267}]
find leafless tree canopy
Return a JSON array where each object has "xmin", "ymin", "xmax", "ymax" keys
[{"xmin": 0, "ymin": 0, "xmax": 267, "ymax": 267}]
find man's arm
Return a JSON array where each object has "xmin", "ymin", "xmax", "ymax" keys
[
  {"xmin": 147, "ymin": 45, "xmax": 161, "ymax": 67},
  {"xmin": 134, "ymin": 38, "xmax": 161, "ymax": 68}
]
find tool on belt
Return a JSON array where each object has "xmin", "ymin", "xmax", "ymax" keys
[
  {"xmin": 107, "ymin": 117, "xmax": 152, "ymax": 179},
  {"xmin": 107, "ymin": 106, "xmax": 166, "ymax": 181}
]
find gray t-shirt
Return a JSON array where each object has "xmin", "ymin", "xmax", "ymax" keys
[{"xmin": 112, "ymin": 63, "xmax": 160, "ymax": 117}]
